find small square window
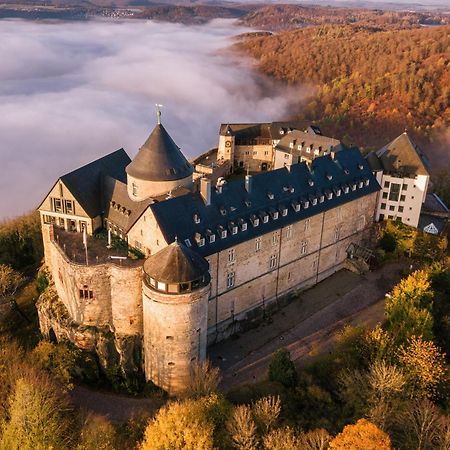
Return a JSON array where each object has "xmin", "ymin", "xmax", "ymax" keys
[
  {"xmin": 402, "ymin": 184, "xmax": 408, "ymax": 190},
  {"xmin": 382, "ymin": 192, "xmax": 388, "ymax": 199},
  {"xmin": 380, "ymin": 203, "xmax": 386, "ymax": 210},
  {"xmin": 389, "ymin": 205, "xmax": 395, "ymax": 211},
  {"xmin": 399, "ymin": 206, "xmax": 404, "ymax": 212},
  {"xmin": 384, "ymin": 181, "xmax": 390, "ymax": 188},
  {"xmin": 400, "ymin": 195, "xmax": 406, "ymax": 202}
]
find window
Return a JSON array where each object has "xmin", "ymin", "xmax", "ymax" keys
[
  {"xmin": 132, "ymin": 183, "xmax": 138, "ymax": 197},
  {"xmin": 65, "ymin": 200, "xmax": 74, "ymax": 214},
  {"xmin": 52, "ymin": 198, "xmax": 62, "ymax": 212},
  {"xmin": 300, "ymin": 240, "xmax": 308, "ymax": 255},
  {"xmin": 399, "ymin": 206, "xmax": 404, "ymax": 213},
  {"xmin": 388, "ymin": 215, "xmax": 394, "ymax": 219},
  {"xmin": 384, "ymin": 181, "xmax": 390, "ymax": 188},
  {"xmin": 402, "ymin": 184, "xmax": 408, "ymax": 190},
  {"xmin": 272, "ymin": 232, "xmax": 279, "ymax": 246},
  {"xmin": 269, "ymin": 254, "xmax": 278, "ymax": 269},
  {"xmin": 389, "ymin": 183, "xmax": 401, "ymax": 201},
  {"xmin": 228, "ymin": 248, "xmax": 235, "ymax": 263},
  {"xmin": 226, "ymin": 272, "xmax": 235, "ymax": 289},
  {"xmin": 400, "ymin": 195, "xmax": 406, "ymax": 202},
  {"xmin": 382, "ymin": 192, "xmax": 388, "ymax": 199},
  {"xmin": 79, "ymin": 287, "xmax": 93, "ymax": 300},
  {"xmin": 285, "ymin": 225, "xmax": 292, "ymax": 239},
  {"xmin": 304, "ymin": 219, "xmax": 310, "ymax": 232},
  {"xmin": 334, "ymin": 226, "xmax": 340, "ymax": 241},
  {"xmin": 184, "ymin": 239, "xmax": 192, "ymax": 247},
  {"xmin": 255, "ymin": 237, "xmax": 261, "ymax": 252},
  {"xmin": 381, "ymin": 203, "xmax": 386, "ymax": 210}
]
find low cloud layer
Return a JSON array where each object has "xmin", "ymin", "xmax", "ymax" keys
[{"xmin": 0, "ymin": 18, "xmax": 298, "ymax": 219}]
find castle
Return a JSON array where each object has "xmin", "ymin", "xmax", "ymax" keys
[{"xmin": 37, "ymin": 115, "xmax": 383, "ymax": 394}]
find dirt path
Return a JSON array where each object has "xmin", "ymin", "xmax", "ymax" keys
[
  {"xmin": 209, "ymin": 262, "xmax": 407, "ymax": 391},
  {"xmin": 70, "ymin": 385, "xmax": 163, "ymax": 423}
]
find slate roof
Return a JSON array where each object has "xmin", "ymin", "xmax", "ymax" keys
[
  {"xmin": 150, "ymin": 148, "xmax": 380, "ymax": 257},
  {"xmin": 375, "ymin": 133, "xmax": 429, "ymax": 178},
  {"xmin": 143, "ymin": 241, "xmax": 209, "ymax": 284},
  {"xmin": 218, "ymin": 121, "xmax": 306, "ymax": 141},
  {"xmin": 103, "ymin": 176, "xmax": 152, "ymax": 232},
  {"xmin": 58, "ymin": 149, "xmax": 130, "ymax": 218},
  {"xmin": 275, "ymin": 130, "xmax": 341, "ymax": 157},
  {"xmin": 126, "ymin": 124, "xmax": 193, "ymax": 182}
]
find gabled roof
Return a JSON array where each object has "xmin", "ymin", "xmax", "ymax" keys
[
  {"xmin": 143, "ymin": 240, "xmax": 209, "ymax": 284},
  {"xmin": 126, "ymin": 124, "xmax": 193, "ymax": 182},
  {"xmin": 376, "ymin": 132, "xmax": 429, "ymax": 177},
  {"xmin": 58, "ymin": 149, "xmax": 130, "ymax": 218},
  {"xmin": 218, "ymin": 121, "xmax": 306, "ymax": 141},
  {"xmin": 103, "ymin": 176, "xmax": 152, "ymax": 232},
  {"xmin": 149, "ymin": 148, "xmax": 380, "ymax": 257},
  {"xmin": 275, "ymin": 129, "xmax": 340, "ymax": 156}
]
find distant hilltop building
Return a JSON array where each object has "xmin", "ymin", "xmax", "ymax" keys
[
  {"xmin": 366, "ymin": 133, "xmax": 430, "ymax": 228},
  {"xmin": 37, "ymin": 115, "xmax": 380, "ymax": 395}
]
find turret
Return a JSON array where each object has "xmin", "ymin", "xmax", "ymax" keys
[
  {"xmin": 142, "ymin": 241, "xmax": 210, "ymax": 395},
  {"xmin": 217, "ymin": 124, "xmax": 235, "ymax": 164},
  {"xmin": 126, "ymin": 113, "xmax": 193, "ymax": 201}
]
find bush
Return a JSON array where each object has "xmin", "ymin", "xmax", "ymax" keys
[
  {"xmin": 268, "ymin": 349, "xmax": 298, "ymax": 388},
  {"xmin": 35, "ymin": 271, "xmax": 49, "ymax": 295},
  {"xmin": 380, "ymin": 232, "xmax": 397, "ymax": 253}
]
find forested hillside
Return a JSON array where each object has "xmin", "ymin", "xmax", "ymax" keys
[{"xmin": 236, "ymin": 25, "xmax": 450, "ymax": 157}]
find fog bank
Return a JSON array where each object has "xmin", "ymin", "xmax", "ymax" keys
[{"xmin": 0, "ymin": 18, "xmax": 298, "ymax": 219}]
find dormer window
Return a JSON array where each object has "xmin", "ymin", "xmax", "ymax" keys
[
  {"xmin": 344, "ymin": 168, "xmax": 350, "ymax": 175},
  {"xmin": 319, "ymin": 194, "xmax": 325, "ymax": 203},
  {"xmin": 308, "ymin": 179, "xmax": 314, "ymax": 187},
  {"xmin": 351, "ymin": 183, "xmax": 357, "ymax": 191},
  {"xmin": 184, "ymin": 239, "xmax": 192, "ymax": 247},
  {"xmin": 358, "ymin": 181, "xmax": 364, "ymax": 189},
  {"xmin": 280, "ymin": 206, "xmax": 288, "ymax": 216},
  {"xmin": 335, "ymin": 188, "xmax": 341, "ymax": 197},
  {"xmin": 220, "ymin": 206, "xmax": 227, "ymax": 216},
  {"xmin": 259, "ymin": 211, "xmax": 269, "ymax": 223},
  {"xmin": 311, "ymin": 197, "xmax": 317, "ymax": 206},
  {"xmin": 238, "ymin": 219, "xmax": 247, "ymax": 231},
  {"xmin": 229, "ymin": 222, "xmax": 238, "ymax": 235},
  {"xmin": 326, "ymin": 191, "xmax": 333, "ymax": 200},
  {"xmin": 193, "ymin": 213, "xmax": 201, "ymax": 224},
  {"xmin": 326, "ymin": 174, "xmax": 333, "ymax": 181},
  {"xmin": 267, "ymin": 192, "xmax": 274, "ymax": 200},
  {"xmin": 302, "ymin": 199, "xmax": 309, "ymax": 209},
  {"xmin": 364, "ymin": 179, "xmax": 370, "ymax": 186},
  {"xmin": 270, "ymin": 208, "xmax": 279, "ymax": 220},
  {"xmin": 250, "ymin": 215, "xmax": 259, "ymax": 227},
  {"xmin": 358, "ymin": 163, "xmax": 364, "ymax": 170},
  {"xmin": 306, "ymin": 147, "xmax": 311, "ymax": 153},
  {"xmin": 344, "ymin": 185, "xmax": 349, "ymax": 194},
  {"xmin": 291, "ymin": 201, "xmax": 300, "ymax": 212},
  {"xmin": 195, "ymin": 233, "xmax": 205, "ymax": 247},
  {"xmin": 206, "ymin": 229, "xmax": 215, "ymax": 243},
  {"xmin": 245, "ymin": 199, "xmax": 252, "ymax": 207},
  {"xmin": 218, "ymin": 226, "xmax": 227, "ymax": 239}
]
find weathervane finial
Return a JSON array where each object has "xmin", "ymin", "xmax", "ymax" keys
[{"xmin": 155, "ymin": 104, "xmax": 163, "ymax": 125}]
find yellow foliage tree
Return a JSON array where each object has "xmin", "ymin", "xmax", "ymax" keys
[
  {"xmin": 397, "ymin": 336, "xmax": 447, "ymax": 399},
  {"xmin": 329, "ymin": 419, "xmax": 391, "ymax": 450}
]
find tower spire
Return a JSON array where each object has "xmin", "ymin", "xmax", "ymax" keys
[{"xmin": 155, "ymin": 103, "xmax": 163, "ymax": 125}]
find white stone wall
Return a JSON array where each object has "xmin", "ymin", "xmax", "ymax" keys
[{"xmin": 375, "ymin": 173, "xmax": 428, "ymax": 227}]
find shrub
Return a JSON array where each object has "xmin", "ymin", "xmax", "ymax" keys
[
  {"xmin": 268, "ymin": 349, "xmax": 298, "ymax": 388},
  {"xmin": 380, "ymin": 232, "xmax": 397, "ymax": 253}
]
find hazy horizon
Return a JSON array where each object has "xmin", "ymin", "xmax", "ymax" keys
[{"xmin": 0, "ymin": 18, "xmax": 302, "ymax": 219}]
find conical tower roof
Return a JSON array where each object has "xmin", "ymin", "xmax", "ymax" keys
[
  {"xmin": 126, "ymin": 124, "xmax": 193, "ymax": 182},
  {"xmin": 143, "ymin": 241, "xmax": 209, "ymax": 284}
]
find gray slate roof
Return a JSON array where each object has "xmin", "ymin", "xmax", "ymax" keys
[
  {"xmin": 103, "ymin": 176, "xmax": 152, "ymax": 232},
  {"xmin": 218, "ymin": 121, "xmax": 307, "ymax": 141},
  {"xmin": 60, "ymin": 149, "xmax": 130, "ymax": 218},
  {"xmin": 275, "ymin": 130, "xmax": 341, "ymax": 157},
  {"xmin": 375, "ymin": 133, "xmax": 429, "ymax": 177},
  {"xmin": 126, "ymin": 124, "xmax": 193, "ymax": 182},
  {"xmin": 149, "ymin": 148, "xmax": 380, "ymax": 257},
  {"xmin": 143, "ymin": 241, "xmax": 209, "ymax": 284}
]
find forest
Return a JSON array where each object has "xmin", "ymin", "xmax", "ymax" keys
[{"xmin": 236, "ymin": 24, "xmax": 449, "ymax": 161}]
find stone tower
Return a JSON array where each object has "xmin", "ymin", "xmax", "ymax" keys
[
  {"xmin": 142, "ymin": 241, "xmax": 210, "ymax": 395},
  {"xmin": 126, "ymin": 122, "xmax": 193, "ymax": 201},
  {"xmin": 217, "ymin": 124, "xmax": 235, "ymax": 164}
]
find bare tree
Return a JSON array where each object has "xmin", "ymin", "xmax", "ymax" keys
[
  {"xmin": 263, "ymin": 427, "xmax": 301, "ymax": 450},
  {"xmin": 226, "ymin": 405, "xmax": 259, "ymax": 450},
  {"xmin": 299, "ymin": 428, "xmax": 331, "ymax": 450},
  {"xmin": 252, "ymin": 395, "xmax": 281, "ymax": 434},
  {"xmin": 185, "ymin": 359, "xmax": 221, "ymax": 398}
]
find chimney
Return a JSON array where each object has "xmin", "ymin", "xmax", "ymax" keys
[
  {"xmin": 245, "ymin": 174, "xmax": 253, "ymax": 193},
  {"xmin": 200, "ymin": 178, "xmax": 211, "ymax": 206}
]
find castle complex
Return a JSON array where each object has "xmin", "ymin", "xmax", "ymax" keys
[{"xmin": 37, "ymin": 116, "xmax": 428, "ymax": 395}]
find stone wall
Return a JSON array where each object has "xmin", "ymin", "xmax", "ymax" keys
[
  {"xmin": 142, "ymin": 282, "xmax": 209, "ymax": 395},
  {"xmin": 206, "ymin": 192, "xmax": 377, "ymax": 343}
]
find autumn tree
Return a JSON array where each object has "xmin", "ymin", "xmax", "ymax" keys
[
  {"xmin": 329, "ymin": 419, "xmax": 391, "ymax": 450},
  {"xmin": 77, "ymin": 413, "xmax": 117, "ymax": 450},
  {"xmin": 299, "ymin": 428, "xmax": 331, "ymax": 450},
  {"xmin": 226, "ymin": 404, "xmax": 259, "ymax": 450},
  {"xmin": 251, "ymin": 395, "xmax": 281, "ymax": 434},
  {"xmin": 263, "ymin": 427, "xmax": 302, "ymax": 450},
  {"xmin": 0, "ymin": 373, "xmax": 74, "ymax": 449},
  {"xmin": 184, "ymin": 360, "xmax": 221, "ymax": 399},
  {"xmin": 0, "ymin": 264, "xmax": 24, "ymax": 309},
  {"xmin": 397, "ymin": 336, "xmax": 447, "ymax": 399},
  {"xmin": 141, "ymin": 394, "xmax": 230, "ymax": 450}
]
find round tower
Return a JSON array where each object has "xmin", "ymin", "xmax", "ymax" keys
[
  {"xmin": 126, "ymin": 120, "xmax": 193, "ymax": 201},
  {"xmin": 142, "ymin": 241, "xmax": 210, "ymax": 395}
]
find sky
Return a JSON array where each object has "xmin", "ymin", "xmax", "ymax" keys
[{"xmin": 0, "ymin": 18, "xmax": 300, "ymax": 219}]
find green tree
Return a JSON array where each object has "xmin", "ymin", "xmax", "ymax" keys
[{"xmin": 268, "ymin": 349, "xmax": 298, "ymax": 388}]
